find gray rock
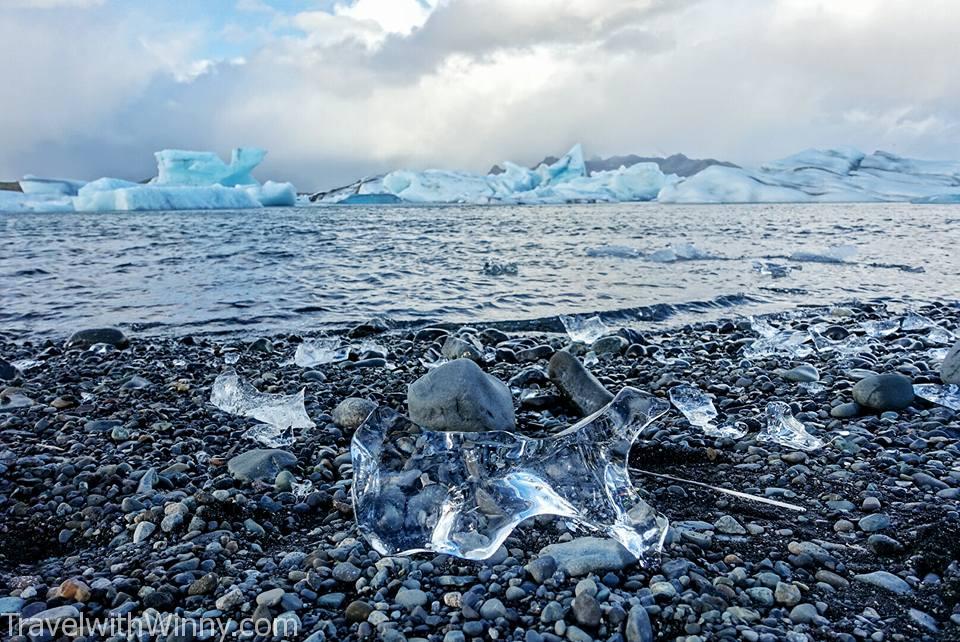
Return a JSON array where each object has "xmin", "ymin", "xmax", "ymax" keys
[
  {"xmin": 714, "ymin": 515, "xmax": 747, "ymax": 535},
  {"xmin": 538, "ymin": 537, "xmax": 635, "ymax": 576},
  {"xmin": 0, "ymin": 597, "xmax": 25, "ymax": 615},
  {"xmin": 625, "ymin": 604, "xmax": 653, "ymax": 642},
  {"xmin": 852, "ymin": 373, "xmax": 914, "ymax": 411},
  {"xmin": 591, "ymin": 335, "xmax": 627, "ymax": 355},
  {"xmin": 479, "ymin": 597, "xmax": 506, "ymax": 620},
  {"xmin": 909, "ymin": 608, "xmax": 940, "ymax": 633},
  {"xmin": 781, "ymin": 364, "xmax": 820, "ymax": 382},
  {"xmin": 121, "ymin": 375, "xmax": 152, "ymax": 390},
  {"xmin": 774, "ymin": 582, "xmax": 801, "ymax": 606},
  {"xmin": 332, "ymin": 397, "xmax": 377, "ymax": 430},
  {"xmin": 830, "ymin": 402, "xmax": 861, "ymax": 418},
  {"xmin": 866, "ymin": 534, "xmax": 904, "ymax": 555},
  {"xmin": 788, "ymin": 603, "xmax": 820, "ymax": 624},
  {"xmin": 67, "ymin": 327, "xmax": 128, "ymax": 349},
  {"xmin": 440, "ymin": 336, "xmax": 483, "ymax": 362},
  {"xmin": 0, "ymin": 358, "xmax": 17, "ymax": 382},
  {"xmin": 332, "ymin": 562, "xmax": 362, "ymax": 583},
  {"xmin": 572, "ymin": 593, "xmax": 601, "ymax": 627},
  {"xmin": 395, "ymin": 587, "xmax": 428, "ymax": 608},
  {"xmin": 227, "ymin": 449, "xmax": 297, "ymax": 483},
  {"xmin": 216, "ymin": 589, "xmax": 245, "ymax": 610},
  {"xmin": 942, "ymin": 341, "xmax": 960, "ymax": 384},
  {"xmin": 132, "ymin": 522, "xmax": 156, "ymax": 544},
  {"xmin": 21, "ymin": 605, "xmax": 81, "ymax": 625},
  {"xmin": 407, "ymin": 359, "xmax": 515, "ymax": 432},
  {"xmin": 858, "ymin": 513, "xmax": 891, "ymax": 532},
  {"xmin": 547, "ymin": 350, "xmax": 614, "ymax": 415},
  {"xmin": 525, "ymin": 555, "xmax": 557, "ymax": 583},
  {"xmin": 257, "ymin": 588, "xmax": 285, "ymax": 607},
  {"xmin": 853, "ymin": 571, "xmax": 913, "ymax": 594}
]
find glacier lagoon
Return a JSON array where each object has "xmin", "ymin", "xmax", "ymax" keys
[{"xmin": 1, "ymin": 201, "xmax": 957, "ymax": 339}]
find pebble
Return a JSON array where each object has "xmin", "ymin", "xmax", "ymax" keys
[
  {"xmin": 332, "ymin": 397, "xmax": 377, "ymax": 430},
  {"xmin": 941, "ymin": 340, "xmax": 960, "ymax": 384},
  {"xmin": 538, "ymin": 537, "xmax": 635, "ymax": 576},
  {"xmin": 227, "ymin": 448, "xmax": 297, "ymax": 483},
  {"xmin": 547, "ymin": 350, "xmax": 613, "ymax": 415},
  {"xmin": 853, "ymin": 571, "xmax": 913, "ymax": 594},
  {"xmin": 782, "ymin": 364, "xmax": 820, "ymax": 382}
]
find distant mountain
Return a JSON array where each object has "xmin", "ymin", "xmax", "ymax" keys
[{"xmin": 488, "ymin": 152, "xmax": 738, "ymax": 177}]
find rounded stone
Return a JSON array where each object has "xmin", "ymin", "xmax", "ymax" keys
[
  {"xmin": 942, "ymin": 340, "xmax": 960, "ymax": 384},
  {"xmin": 332, "ymin": 397, "xmax": 377, "ymax": 430},
  {"xmin": 852, "ymin": 374, "xmax": 914, "ymax": 411},
  {"xmin": 407, "ymin": 359, "xmax": 515, "ymax": 432}
]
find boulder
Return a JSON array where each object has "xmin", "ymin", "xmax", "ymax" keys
[
  {"xmin": 852, "ymin": 373, "xmax": 914, "ymax": 411},
  {"xmin": 942, "ymin": 340, "xmax": 960, "ymax": 384},
  {"xmin": 547, "ymin": 350, "xmax": 614, "ymax": 415},
  {"xmin": 66, "ymin": 328, "xmax": 128, "ymax": 349},
  {"xmin": 407, "ymin": 359, "xmax": 514, "ymax": 432}
]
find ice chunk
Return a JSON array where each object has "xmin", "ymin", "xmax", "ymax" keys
[
  {"xmin": 913, "ymin": 384, "xmax": 960, "ymax": 411},
  {"xmin": 245, "ymin": 181, "xmax": 297, "ymax": 207},
  {"xmin": 900, "ymin": 311, "xmax": 935, "ymax": 331},
  {"xmin": 19, "ymin": 175, "xmax": 86, "ymax": 196},
  {"xmin": 559, "ymin": 315, "xmax": 609, "ymax": 344},
  {"xmin": 351, "ymin": 387, "xmax": 670, "ymax": 561},
  {"xmin": 585, "ymin": 245, "xmax": 642, "ymax": 259},
  {"xmin": 669, "ymin": 385, "xmax": 746, "ymax": 439},
  {"xmin": 210, "ymin": 368, "xmax": 315, "ymax": 446},
  {"xmin": 860, "ymin": 319, "xmax": 900, "ymax": 337},
  {"xmin": 758, "ymin": 401, "xmax": 824, "ymax": 451},
  {"xmin": 744, "ymin": 319, "xmax": 813, "ymax": 359},
  {"xmin": 752, "ymin": 261, "xmax": 792, "ymax": 278},
  {"xmin": 154, "ymin": 148, "xmax": 266, "ymax": 187},
  {"xmin": 75, "ymin": 183, "xmax": 261, "ymax": 212},
  {"xmin": 294, "ymin": 338, "xmax": 349, "ymax": 367},
  {"xmin": 789, "ymin": 244, "xmax": 857, "ymax": 264}
]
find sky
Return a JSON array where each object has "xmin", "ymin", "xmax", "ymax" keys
[{"xmin": 1, "ymin": 0, "xmax": 959, "ymax": 190}]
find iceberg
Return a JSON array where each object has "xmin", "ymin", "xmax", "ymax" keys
[
  {"xmin": 659, "ymin": 147, "xmax": 960, "ymax": 204},
  {"xmin": 312, "ymin": 145, "xmax": 672, "ymax": 205},
  {"xmin": 351, "ymin": 387, "xmax": 670, "ymax": 561},
  {"xmin": 3, "ymin": 147, "xmax": 296, "ymax": 213}
]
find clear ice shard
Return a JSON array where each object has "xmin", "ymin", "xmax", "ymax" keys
[
  {"xmin": 351, "ymin": 387, "xmax": 670, "ymax": 561},
  {"xmin": 744, "ymin": 318, "xmax": 812, "ymax": 359},
  {"xmin": 860, "ymin": 319, "xmax": 900, "ymax": 338},
  {"xmin": 294, "ymin": 338, "xmax": 349, "ymax": 367},
  {"xmin": 913, "ymin": 384, "xmax": 960, "ymax": 411},
  {"xmin": 210, "ymin": 368, "xmax": 315, "ymax": 447},
  {"xmin": 758, "ymin": 401, "xmax": 824, "ymax": 451},
  {"xmin": 752, "ymin": 261, "xmax": 792, "ymax": 278},
  {"xmin": 668, "ymin": 385, "xmax": 747, "ymax": 438},
  {"xmin": 559, "ymin": 314, "xmax": 609, "ymax": 344}
]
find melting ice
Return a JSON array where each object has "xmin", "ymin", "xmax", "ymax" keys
[
  {"xmin": 669, "ymin": 385, "xmax": 746, "ymax": 439},
  {"xmin": 210, "ymin": 368, "xmax": 315, "ymax": 447},
  {"xmin": 559, "ymin": 315, "xmax": 610, "ymax": 344},
  {"xmin": 351, "ymin": 387, "xmax": 670, "ymax": 561},
  {"xmin": 758, "ymin": 402, "xmax": 824, "ymax": 451}
]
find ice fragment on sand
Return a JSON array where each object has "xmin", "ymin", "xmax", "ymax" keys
[
  {"xmin": 758, "ymin": 401, "xmax": 824, "ymax": 451},
  {"xmin": 744, "ymin": 318, "xmax": 812, "ymax": 359},
  {"xmin": 294, "ymin": 338, "xmax": 349, "ymax": 367},
  {"xmin": 351, "ymin": 387, "xmax": 670, "ymax": 561},
  {"xmin": 900, "ymin": 311, "xmax": 935, "ymax": 331},
  {"xmin": 913, "ymin": 384, "xmax": 960, "ymax": 411},
  {"xmin": 210, "ymin": 368, "xmax": 314, "ymax": 447},
  {"xmin": 860, "ymin": 319, "xmax": 899, "ymax": 337},
  {"xmin": 668, "ymin": 385, "xmax": 746, "ymax": 438},
  {"xmin": 559, "ymin": 315, "xmax": 609, "ymax": 344}
]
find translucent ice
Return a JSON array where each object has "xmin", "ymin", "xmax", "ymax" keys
[
  {"xmin": 758, "ymin": 401, "xmax": 824, "ymax": 451},
  {"xmin": 789, "ymin": 244, "xmax": 857, "ymax": 264},
  {"xmin": 154, "ymin": 148, "xmax": 266, "ymax": 187},
  {"xmin": 752, "ymin": 261, "xmax": 792, "ymax": 278},
  {"xmin": 744, "ymin": 319, "xmax": 813, "ymax": 359},
  {"xmin": 669, "ymin": 385, "xmax": 747, "ymax": 439},
  {"xmin": 860, "ymin": 319, "xmax": 900, "ymax": 338},
  {"xmin": 559, "ymin": 315, "xmax": 610, "ymax": 344},
  {"xmin": 351, "ymin": 387, "xmax": 670, "ymax": 561},
  {"xmin": 648, "ymin": 242, "xmax": 712, "ymax": 263},
  {"xmin": 585, "ymin": 245, "xmax": 642, "ymax": 259},
  {"xmin": 294, "ymin": 338, "xmax": 349, "ymax": 367},
  {"xmin": 900, "ymin": 311, "xmax": 936, "ymax": 331},
  {"xmin": 913, "ymin": 384, "xmax": 960, "ymax": 411},
  {"xmin": 210, "ymin": 368, "xmax": 315, "ymax": 446}
]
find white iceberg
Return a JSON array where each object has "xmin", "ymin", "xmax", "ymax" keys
[
  {"xmin": 314, "ymin": 144, "xmax": 672, "ymax": 205},
  {"xmin": 659, "ymin": 147, "xmax": 960, "ymax": 204},
  {"xmin": 3, "ymin": 147, "xmax": 296, "ymax": 213}
]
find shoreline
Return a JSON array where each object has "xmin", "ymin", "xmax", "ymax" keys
[{"xmin": 1, "ymin": 301, "xmax": 958, "ymax": 640}]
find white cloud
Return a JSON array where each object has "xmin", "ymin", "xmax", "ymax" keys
[{"xmin": 1, "ymin": 0, "xmax": 959, "ymax": 189}]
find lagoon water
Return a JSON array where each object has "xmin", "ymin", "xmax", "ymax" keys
[{"xmin": 2, "ymin": 202, "xmax": 958, "ymax": 339}]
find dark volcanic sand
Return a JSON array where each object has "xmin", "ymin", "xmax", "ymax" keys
[{"xmin": 1, "ymin": 302, "xmax": 958, "ymax": 641}]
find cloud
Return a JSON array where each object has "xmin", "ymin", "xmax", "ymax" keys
[{"xmin": 1, "ymin": 0, "xmax": 959, "ymax": 190}]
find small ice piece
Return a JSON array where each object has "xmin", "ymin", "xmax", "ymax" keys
[
  {"xmin": 900, "ymin": 311, "xmax": 935, "ymax": 331},
  {"xmin": 224, "ymin": 352, "xmax": 240, "ymax": 365},
  {"xmin": 292, "ymin": 479, "xmax": 315, "ymax": 499},
  {"xmin": 582, "ymin": 351, "xmax": 599, "ymax": 368},
  {"xmin": 913, "ymin": 384, "xmax": 960, "ymax": 411},
  {"xmin": 294, "ymin": 338, "xmax": 349, "ymax": 367},
  {"xmin": 758, "ymin": 401, "xmax": 824, "ymax": 451},
  {"xmin": 669, "ymin": 385, "xmax": 747, "ymax": 438},
  {"xmin": 351, "ymin": 387, "xmax": 670, "ymax": 561},
  {"xmin": 744, "ymin": 324, "xmax": 812, "ymax": 359},
  {"xmin": 789, "ymin": 244, "xmax": 857, "ymax": 264},
  {"xmin": 860, "ymin": 319, "xmax": 900, "ymax": 338},
  {"xmin": 482, "ymin": 261, "xmax": 518, "ymax": 276},
  {"xmin": 210, "ymin": 368, "xmax": 315, "ymax": 447},
  {"xmin": 10, "ymin": 359, "xmax": 40, "ymax": 371},
  {"xmin": 752, "ymin": 261, "xmax": 792, "ymax": 278},
  {"xmin": 798, "ymin": 381, "xmax": 827, "ymax": 395},
  {"xmin": 927, "ymin": 347, "xmax": 949, "ymax": 363},
  {"xmin": 585, "ymin": 245, "xmax": 642, "ymax": 259},
  {"xmin": 560, "ymin": 315, "xmax": 609, "ymax": 344},
  {"xmin": 927, "ymin": 326, "xmax": 956, "ymax": 345}
]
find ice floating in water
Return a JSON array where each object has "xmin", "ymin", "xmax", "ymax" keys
[
  {"xmin": 210, "ymin": 368, "xmax": 315, "ymax": 447},
  {"xmin": 752, "ymin": 261, "xmax": 792, "ymax": 278},
  {"xmin": 294, "ymin": 338, "xmax": 349, "ymax": 367},
  {"xmin": 860, "ymin": 319, "xmax": 900, "ymax": 338},
  {"xmin": 559, "ymin": 314, "xmax": 610, "ymax": 344},
  {"xmin": 758, "ymin": 401, "xmax": 824, "ymax": 451},
  {"xmin": 669, "ymin": 385, "xmax": 747, "ymax": 439},
  {"xmin": 789, "ymin": 244, "xmax": 857, "ymax": 264},
  {"xmin": 913, "ymin": 384, "xmax": 960, "ymax": 411},
  {"xmin": 482, "ymin": 261, "xmax": 518, "ymax": 276},
  {"xmin": 585, "ymin": 245, "xmax": 642, "ymax": 259},
  {"xmin": 648, "ymin": 242, "xmax": 712, "ymax": 263},
  {"xmin": 351, "ymin": 387, "xmax": 670, "ymax": 561}
]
